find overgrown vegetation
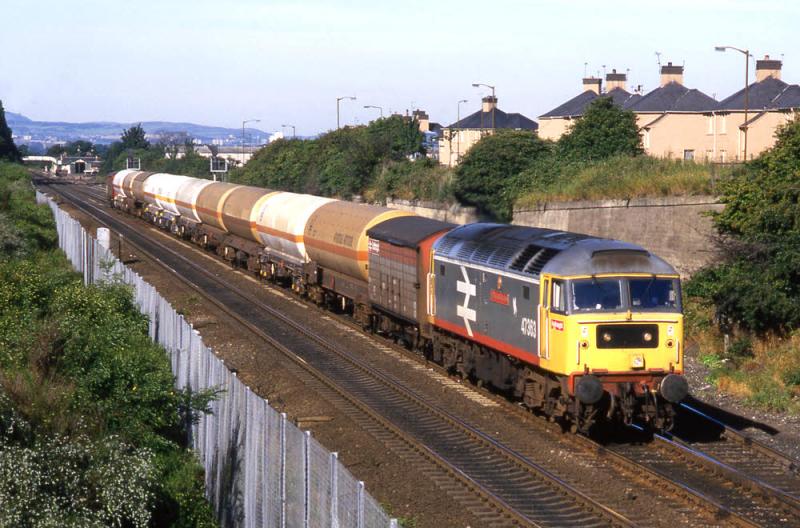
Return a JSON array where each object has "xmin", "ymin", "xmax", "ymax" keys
[
  {"xmin": 684, "ymin": 118, "xmax": 800, "ymax": 413},
  {"xmin": 514, "ymin": 155, "xmax": 725, "ymax": 206},
  {"xmin": 0, "ymin": 100, "xmax": 20, "ymax": 163},
  {"xmin": 102, "ymin": 124, "xmax": 214, "ymax": 178},
  {"xmin": 231, "ymin": 115, "xmax": 425, "ymax": 198},
  {"xmin": 0, "ymin": 161, "xmax": 216, "ymax": 526}
]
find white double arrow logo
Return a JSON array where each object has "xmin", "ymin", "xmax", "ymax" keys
[{"xmin": 456, "ymin": 265, "xmax": 477, "ymax": 337}]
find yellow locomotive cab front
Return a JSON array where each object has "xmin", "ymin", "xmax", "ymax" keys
[{"xmin": 537, "ymin": 272, "xmax": 687, "ymax": 424}]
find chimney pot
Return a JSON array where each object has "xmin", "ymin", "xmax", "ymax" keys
[
  {"xmin": 756, "ymin": 55, "xmax": 782, "ymax": 81},
  {"xmin": 605, "ymin": 68, "xmax": 628, "ymax": 92},
  {"xmin": 582, "ymin": 77, "xmax": 602, "ymax": 95},
  {"xmin": 659, "ymin": 61, "xmax": 684, "ymax": 86},
  {"xmin": 481, "ymin": 96, "xmax": 498, "ymax": 112}
]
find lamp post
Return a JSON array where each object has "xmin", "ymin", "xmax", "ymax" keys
[
  {"xmin": 472, "ymin": 82, "xmax": 496, "ymax": 130},
  {"xmin": 336, "ymin": 96, "xmax": 356, "ymax": 129},
  {"xmin": 715, "ymin": 45, "xmax": 750, "ymax": 161},
  {"xmin": 363, "ymin": 105, "xmax": 384, "ymax": 119},
  {"xmin": 281, "ymin": 124, "xmax": 296, "ymax": 138},
  {"xmin": 454, "ymin": 99, "xmax": 468, "ymax": 165},
  {"xmin": 241, "ymin": 119, "xmax": 260, "ymax": 165}
]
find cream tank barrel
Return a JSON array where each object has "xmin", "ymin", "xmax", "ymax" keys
[
  {"xmin": 142, "ymin": 173, "xmax": 194, "ymax": 215},
  {"xmin": 251, "ymin": 192, "xmax": 335, "ymax": 263}
]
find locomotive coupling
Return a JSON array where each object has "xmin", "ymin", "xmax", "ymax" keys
[
  {"xmin": 659, "ymin": 373, "xmax": 689, "ymax": 403},
  {"xmin": 576, "ymin": 375, "xmax": 604, "ymax": 404}
]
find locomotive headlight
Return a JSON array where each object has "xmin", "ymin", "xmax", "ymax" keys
[
  {"xmin": 602, "ymin": 332, "xmax": 612, "ymax": 343},
  {"xmin": 643, "ymin": 332, "xmax": 653, "ymax": 342}
]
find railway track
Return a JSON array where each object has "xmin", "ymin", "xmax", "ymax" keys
[{"xmin": 49, "ymin": 182, "xmax": 800, "ymax": 527}]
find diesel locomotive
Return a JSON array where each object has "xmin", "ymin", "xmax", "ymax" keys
[{"xmin": 108, "ymin": 169, "xmax": 689, "ymax": 432}]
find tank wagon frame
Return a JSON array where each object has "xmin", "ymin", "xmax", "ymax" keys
[{"xmin": 107, "ymin": 171, "xmax": 688, "ymax": 433}]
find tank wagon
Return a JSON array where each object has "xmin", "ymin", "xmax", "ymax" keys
[{"xmin": 107, "ymin": 171, "xmax": 688, "ymax": 432}]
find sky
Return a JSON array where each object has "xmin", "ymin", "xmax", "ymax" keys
[{"xmin": 3, "ymin": 0, "xmax": 799, "ymax": 136}]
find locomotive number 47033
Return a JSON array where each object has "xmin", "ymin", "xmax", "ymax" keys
[{"xmin": 520, "ymin": 317, "xmax": 537, "ymax": 338}]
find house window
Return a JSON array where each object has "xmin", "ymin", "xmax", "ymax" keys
[
  {"xmin": 720, "ymin": 115, "xmax": 727, "ymax": 134},
  {"xmin": 707, "ymin": 116, "xmax": 713, "ymax": 135},
  {"xmin": 643, "ymin": 130, "xmax": 651, "ymax": 149},
  {"xmin": 705, "ymin": 150, "xmax": 713, "ymax": 161},
  {"xmin": 683, "ymin": 150, "xmax": 695, "ymax": 161},
  {"xmin": 720, "ymin": 150, "xmax": 727, "ymax": 162}
]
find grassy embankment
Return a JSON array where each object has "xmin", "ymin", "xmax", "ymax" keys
[
  {"xmin": 0, "ymin": 162, "xmax": 217, "ymax": 526},
  {"xmin": 514, "ymin": 155, "xmax": 732, "ymax": 206}
]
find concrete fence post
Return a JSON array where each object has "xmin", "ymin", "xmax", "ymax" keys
[
  {"xmin": 303, "ymin": 430, "xmax": 311, "ymax": 528},
  {"xmin": 330, "ymin": 452, "xmax": 339, "ymax": 528},
  {"xmin": 357, "ymin": 481, "xmax": 365, "ymax": 528}
]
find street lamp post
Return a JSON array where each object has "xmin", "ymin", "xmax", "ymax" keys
[
  {"xmin": 454, "ymin": 99, "xmax": 468, "ymax": 165},
  {"xmin": 336, "ymin": 96, "xmax": 356, "ymax": 129},
  {"xmin": 715, "ymin": 45, "xmax": 750, "ymax": 161},
  {"xmin": 242, "ymin": 119, "xmax": 260, "ymax": 165},
  {"xmin": 363, "ymin": 105, "xmax": 384, "ymax": 119},
  {"xmin": 281, "ymin": 124, "xmax": 296, "ymax": 138},
  {"xmin": 472, "ymin": 82, "xmax": 496, "ymax": 130}
]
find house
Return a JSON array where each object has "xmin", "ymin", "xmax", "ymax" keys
[
  {"xmin": 171, "ymin": 145, "xmax": 262, "ymax": 166},
  {"xmin": 538, "ymin": 70, "xmax": 641, "ymax": 141},
  {"xmin": 714, "ymin": 56, "xmax": 800, "ymax": 161},
  {"xmin": 438, "ymin": 96, "xmax": 538, "ymax": 166},
  {"xmin": 540, "ymin": 58, "xmax": 800, "ymax": 162},
  {"xmin": 57, "ymin": 154, "xmax": 103, "ymax": 175},
  {"xmin": 626, "ymin": 63, "xmax": 719, "ymax": 160},
  {"xmin": 412, "ymin": 110, "xmax": 443, "ymax": 160}
]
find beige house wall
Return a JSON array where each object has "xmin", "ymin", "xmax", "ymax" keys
[
  {"xmin": 639, "ymin": 109, "xmax": 798, "ymax": 162},
  {"xmin": 640, "ymin": 113, "xmax": 716, "ymax": 160},
  {"xmin": 438, "ymin": 128, "xmax": 493, "ymax": 167},
  {"xmin": 537, "ymin": 118, "xmax": 573, "ymax": 141}
]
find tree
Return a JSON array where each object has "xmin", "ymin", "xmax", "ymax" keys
[
  {"xmin": 453, "ymin": 130, "xmax": 551, "ymax": 221},
  {"xmin": 558, "ymin": 97, "xmax": 643, "ymax": 161},
  {"xmin": 46, "ymin": 140, "xmax": 95, "ymax": 158},
  {"xmin": 120, "ymin": 123, "xmax": 150, "ymax": 150},
  {"xmin": 0, "ymin": 101, "xmax": 21, "ymax": 162},
  {"xmin": 687, "ymin": 117, "xmax": 800, "ymax": 333}
]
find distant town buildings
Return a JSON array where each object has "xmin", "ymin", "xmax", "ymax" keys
[
  {"xmin": 438, "ymin": 96, "xmax": 538, "ymax": 166},
  {"xmin": 172, "ymin": 145, "xmax": 262, "ymax": 166},
  {"xmin": 539, "ymin": 57, "xmax": 800, "ymax": 162}
]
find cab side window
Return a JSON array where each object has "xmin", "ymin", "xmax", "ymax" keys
[{"xmin": 551, "ymin": 280, "xmax": 566, "ymax": 314}]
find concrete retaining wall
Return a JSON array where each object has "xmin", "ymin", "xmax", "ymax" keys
[
  {"xmin": 384, "ymin": 198, "xmax": 482, "ymax": 224},
  {"xmin": 513, "ymin": 196, "xmax": 724, "ymax": 277}
]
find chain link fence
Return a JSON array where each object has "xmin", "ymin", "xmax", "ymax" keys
[{"xmin": 37, "ymin": 191, "xmax": 397, "ymax": 528}]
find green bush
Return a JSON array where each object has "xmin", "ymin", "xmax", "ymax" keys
[
  {"xmin": 367, "ymin": 158, "xmax": 455, "ymax": 203},
  {"xmin": 687, "ymin": 117, "xmax": 800, "ymax": 334},
  {"xmin": 0, "ymin": 162, "xmax": 217, "ymax": 526},
  {"xmin": 453, "ymin": 130, "xmax": 551, "ymax": 221},
  {"xmin": 557, "ymin": 97, "xmax": 643, "ymax": 161}
]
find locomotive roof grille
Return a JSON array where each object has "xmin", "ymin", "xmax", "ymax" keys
[
  {"xmin": 524, "ymin": 247, "xmax": 560, "ymax": 275},
  {"xmin": 432, "ymin": 223, "xmax": 679, "ymax": 278}
]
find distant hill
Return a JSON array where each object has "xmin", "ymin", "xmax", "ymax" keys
[{"xmin": 6, "ymin": 111, "xmax": 270, "ymax": 146}]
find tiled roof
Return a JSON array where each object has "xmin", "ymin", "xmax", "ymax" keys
[
  {"xmin": 539, "ymin": 88, "xmax": 641, "ymax": 119},
  {"xmin": 539, "ymin": 90, "xmax": 598, "ymax": 118},
  {"xmin": 718, "ymin": 76, "xmax": 800, "ymax": 111},
  {"xmin": 626, "ymin": 82, "xmax": 718, "ymax": 112},
  {"xmin": 447, "ymin": 107, "xmax": 538, "ymax": 130}
]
